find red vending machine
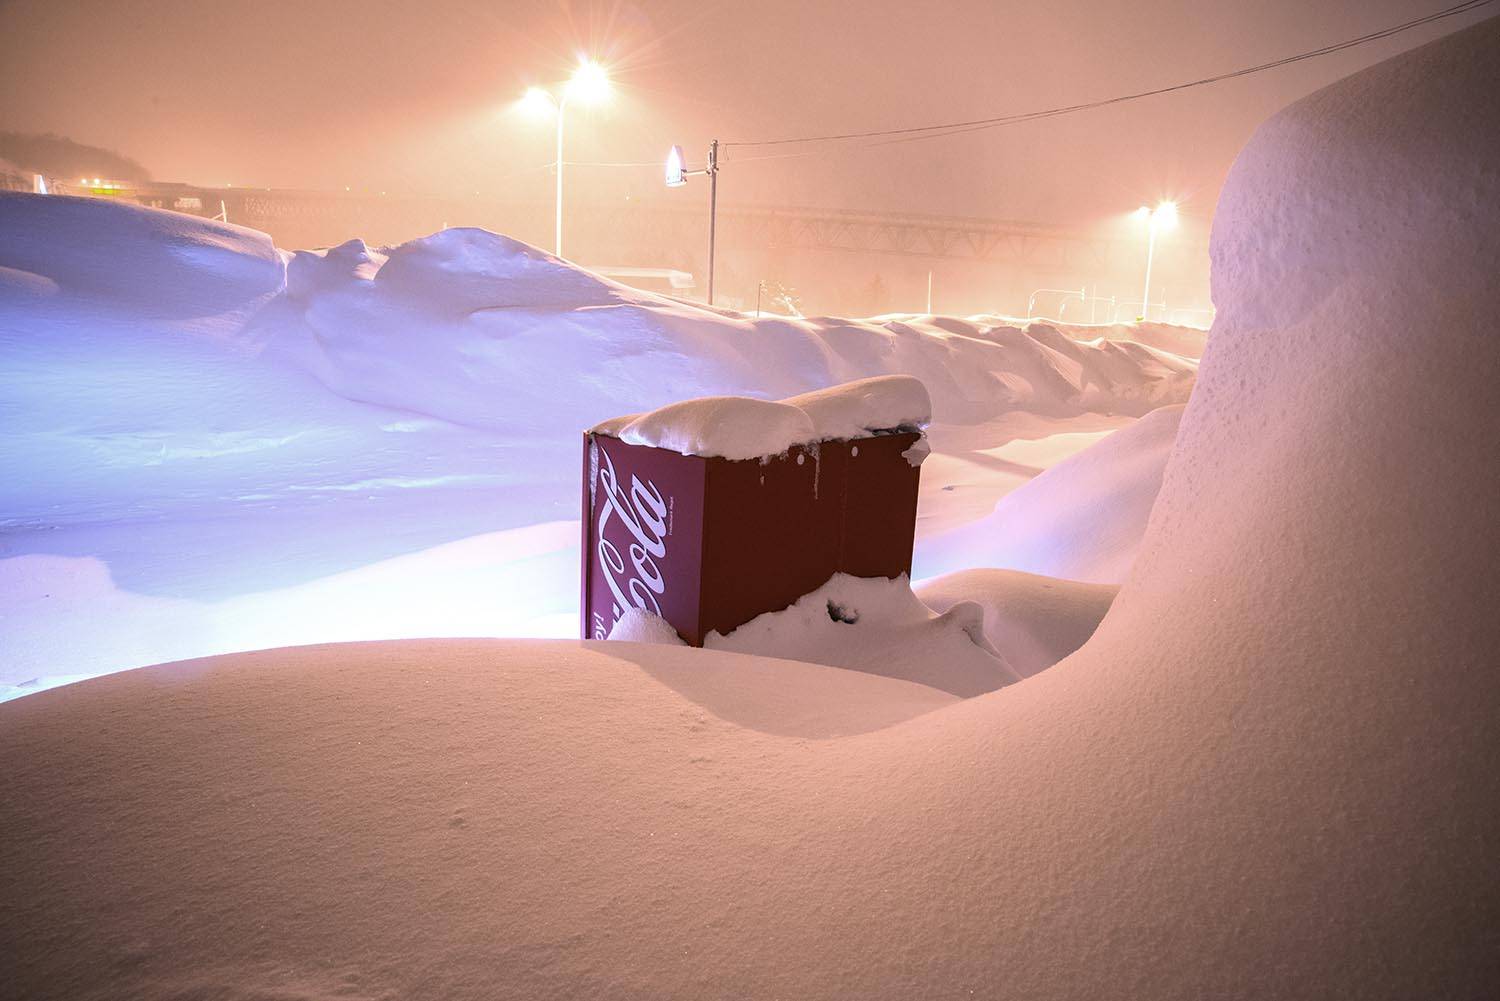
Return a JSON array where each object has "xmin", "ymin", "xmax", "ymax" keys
[{"xmin": 581, "ymin": 421, "xmax": 924, "ymax": 645}]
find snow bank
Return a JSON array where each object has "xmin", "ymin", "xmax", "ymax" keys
[
  {"xmin": 917, "ymin": 403, "xmax": 1182, "ymax": 583},
  {"xmin": 592, "ymin": 374, "xmax": 929, "ymax": 460},
  {"xmin": 5, "ymin": 20, "xmax": 1494, "ymax": 999},
  {"xmin": 246, "ymin": 224, "xmax": 1196, "ymax": 434},
  {"xmin": 915, "ymin": 568, "xmax": 1117, "ymax": 678},
  {"xmin": 0, "ymin": 191, "xmax": 282, "ymax": 319},
  {"xmin": 0, "ymin": 195, "xmax": 1196, "ymax": 444}
]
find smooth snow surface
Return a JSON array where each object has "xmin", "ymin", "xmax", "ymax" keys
[
  {"xmin": 917, "ymin": 404, "xmax": 1182, "ymax": 584},
  {"xmin": 915, "ymin": 568, "xmax": 1117, "ymax": 678},
  {"xmin": 704, "ymin": 573, "xmax": 1018, "ymax": 696},
  {"xmin": 592, "ymin": 374, "xmax": 930, "ymax": 460},
  {"xmin": 0, "ymin": 188, "xmax": 1198, "ymax": 691},
  {"xmin": 5, "ymin": 20, "xmax": 1496, "ymax": 999}
]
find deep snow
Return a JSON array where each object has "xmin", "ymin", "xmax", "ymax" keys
[
  {"xmin": 0, "ymin": 190, "xmax": 1198, "ymax": 694},
  {"xmin": 3, "ymin": 17, "xmax": 1496, "ymax": 1000}
]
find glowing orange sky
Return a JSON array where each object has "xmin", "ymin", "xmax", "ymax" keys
[{"xmin": 0, "ymin": 0, "xmax": 1485, "ymax": 230}]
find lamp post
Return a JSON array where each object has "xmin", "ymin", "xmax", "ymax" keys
[
  {"xmin": 1134, "ymin": 201, "xmax": 1178, "ymax": 322},
  {"xmin": 521, "ymin": 59, "xmax": 611, "ymax": 259}
]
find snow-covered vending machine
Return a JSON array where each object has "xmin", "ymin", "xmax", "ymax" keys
[{"xmin": 581, "ymin": 376, "xmax": 930, "ymax": 646}]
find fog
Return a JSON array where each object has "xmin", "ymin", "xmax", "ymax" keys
[{"xmin": 0, "ymin": 0, "xmax": 1483, "ymax": 315}]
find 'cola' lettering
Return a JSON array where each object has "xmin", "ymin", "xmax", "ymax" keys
[{"xmin": 595, "ymin": 447, "xmax": 669, "ymax": 637}]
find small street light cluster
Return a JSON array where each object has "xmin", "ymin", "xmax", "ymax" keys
[{"xmin": 519, "ymin": 58, "xmax": 613, "ymax": 259}]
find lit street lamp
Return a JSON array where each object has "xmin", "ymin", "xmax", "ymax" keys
[
  {"xmin": 1134, "ymin": 200, "xmax": 1178, "ymax": 322},
  {"xmin": 664, "ymin": 140, "xmax": 721, "ymax": 305},
  {"xmin": 521, "ymin": 58, "xmax": 612, "ymax": 259}
]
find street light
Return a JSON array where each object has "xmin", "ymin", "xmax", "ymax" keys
[
  {"xmin": 662, "ymin": 140, "xmax": 721, "ymax": 304},
  {"xmin": 520, "ymin": 58, "xmax": 612, "ymax": 259},
  {"xmin": 1135, "ymin": 200, "xmax": 1178, "ymax": 322}
]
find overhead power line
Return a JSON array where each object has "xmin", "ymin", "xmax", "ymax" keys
[{"xmin": 721, "ymin": 0, "xmax": 1493, "ymax": 153}]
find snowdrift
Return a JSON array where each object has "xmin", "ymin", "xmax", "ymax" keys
[
  {"xmin": 3, "ymin": 17, "xmax": 1497, "ymax": 1000},
  {"xmin": 0, "ymin": 191, "xmax": 281, "ymax": 318},
  {"xmin": 0, "ymin": 192, "xmax": 1199, "ymax": 441},
  {"xmin": 916, "ymin": 404, "xmax": 1183, "ymax": 583},
  {"xmin": 257, "ymin": 226, "xmax": 1197, "ymax": 434},
  {"xmin": 1, "ymin": 188, "xmax": 1198, "ymax": 689}
]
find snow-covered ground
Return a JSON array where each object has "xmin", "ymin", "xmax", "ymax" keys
[
  {"xmin": 3, "ymin": 17, "xmax": 1498, "ymax": 1001},
  {"xmin": 0, "ymin": 191, "xmax": 1199, "ymax": 696}
]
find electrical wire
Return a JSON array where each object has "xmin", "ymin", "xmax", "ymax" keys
[{"xmin": 721, "ymin": 0, "xmax": 1493, "ymax": 152}]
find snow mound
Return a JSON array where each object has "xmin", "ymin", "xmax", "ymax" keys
[
  {"xmin": 373, "ymin": 227, "xmax": 625, "ymax": 312},
  {"xmin": 1, "ymin": 192, "xmax": 1195, "ymax": 445},
  {"xmin": 915, "ymin": 568, "xmax": 1117, "ymax": 678},
  {"xmin": 608, "ymin": 606, "xmax": 688, "ymax": 645},
  {"xmin": 0, "ymin": 191, "xmax": 283, "ymax": 319},
  {"xmin": 704, "ymin": 573, "xmax": 1018, "ymax": 697},
  {"xmin": 593, "ymin": 374, "xmax": 929, "ymax": 460},
  {"xmin": 925, "ymin": 313, "xmax": 1206, "ymax": 360},
  {"xmin": 284, "ymin": 237, "xmax": 384, "ymax": 299},
  {"xmin": 918, "ymin": 404, "xmax": 1182, "ymax": 583},
  {"xmin": 248, "ymin": 229, "xmax": 1196, "ymax": 434}
]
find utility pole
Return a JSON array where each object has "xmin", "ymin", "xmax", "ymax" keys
[
  {"xmin": 706, "ymin": 140, "xmax": 720, "ymax": 306},
  {"xmin": 926, "ymin": 270, "xmax": 933, "ymax": 314}
]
